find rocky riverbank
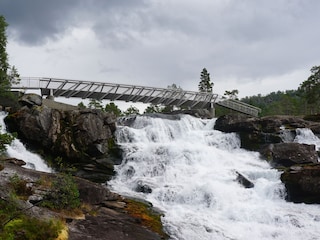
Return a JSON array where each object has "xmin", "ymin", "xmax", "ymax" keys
[
  {"xmin": 214, "ymin": 114, "xmax": 320, "ymax": 203},
  {"xmin": 0, "ymin": 160, "xmax": 166, "ymax": 240}
]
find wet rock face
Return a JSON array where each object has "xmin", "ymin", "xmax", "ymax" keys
[
  {"xmin": 214, "ymin": 115, "xmax": 320, "ymax": 151},
  {"xmin": 5, "ymin": 105, "xmax": 117, "ymax": 162},
  {"xmin": 281, "ymin": 165, "xmax": 320, "ymax": 204},
  {"xmin": 260, "ymin": 143, "xmax": 319, "ymax": 167}
]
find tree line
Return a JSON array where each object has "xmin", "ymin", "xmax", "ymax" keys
[{"xmin": 241, "ymin": 66, "xmax": 320, "ymax": 116}]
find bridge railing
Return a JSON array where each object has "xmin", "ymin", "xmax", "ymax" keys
[
  {"xmin": 216, "ymin": 99, "xmax": 261, "ymax": 117},
  {"xmin": 12, "ymin": 77, "xmax": 261, "ymax": 116}
]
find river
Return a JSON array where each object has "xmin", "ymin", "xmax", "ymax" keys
[{"xmin": 109, "ymin": 114, "xmax": 320, "ymax": 240}]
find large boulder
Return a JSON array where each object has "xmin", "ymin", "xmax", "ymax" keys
[
  {"xmin": 19, "ymin": 93, "xmax": 42, "ymax": 107},
  {"xmin": 281, "ymin": 164, "xmax": 320, "ymax": 203},
  {"xmin": 5, "ymin": 104, "xmax": 117, "ymax": 162},
  {"xmin": 260, "ymin": 143, "xmax": 319, "ymax": 167}
]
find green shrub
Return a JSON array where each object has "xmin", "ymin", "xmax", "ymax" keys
[
  {"xmin": 9, "ymin": 174, "xmax": 32, "ymax": 199},
  {"xmin": 41, "ymin": 173, "xmax": 80, "ymax": 210},
  {"xmin": 0, "ymin": 128, "xmax": 15, "ymax": 153},
  {"xmin": 1, "ymin": 216, "xmax": 63, "ymax": 240}
]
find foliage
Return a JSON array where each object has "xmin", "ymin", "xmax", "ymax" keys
[
  {"xmin": 198, "ymin": 68, "xmax": 213, "ymax": 93},
  {"xmin": 0, "ymin": 127, "xmax": 15, "ymax": 153},
  {"xmin": 0, "ymin": 15, "xmax": 10, "ymax": 96},
  {"xmin": 124, "ymin": 105, "xmax": 140, "ymax": 116},
  {"xmin": 88, "ymin": 98, "xmax": 104, "ymax": 110},
  {"xmin": 0, "ymin": 193, "xmax": 64, "ymax": 240},
  {"xmin": 77, "ymin": 101, "xmax": 86, "ymax": 109},
  {"xmin": 105, "ymin": 102, "xmax": 122, "ymax": 116},
  {"xmin": 41, "ymin": 173, "xmax": 80, "ymax": 210},
  {"xmin": 7, "ymin": 65, "xmax": 20, "ymax": 86},
  {"xmin": 241, "ymin": 90, "xmax": 308, "ymax": 116},
  {"xmin": 1, "ymin": 216, "xmax": 63, "ymax": 240},
  {"xmin": 144, "ymin": 104, "xmax": 163, "ymax": 114},
  {"xmin": 224, "ymin": 89, "xmax": 239, "ymax": 100},
  {"xmin": 299, "ymin": 66, "xmax": 320, "ymax": 113},
  {"xmin": 9, "ymin": 174, "xmax": 32, "ymax": 199},
  {"xmin": 0, "ymin": 16, "xmax": 20, "ymax": 97}
]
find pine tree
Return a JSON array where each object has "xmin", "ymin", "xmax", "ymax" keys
[
  {"xmin": 198, "ymin": 68, "xmax": 213, "ymax": 93},
  {"xmin": 0, "ymin": 15, "xmax": 10, "ymax": 95}
]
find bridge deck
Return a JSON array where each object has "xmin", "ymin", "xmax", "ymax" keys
[{"xmin": 12, "ymin": 77, "xmax": 261, "ymax": 116}]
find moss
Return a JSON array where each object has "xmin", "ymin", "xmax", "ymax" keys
[{"xmin": 124, "ymin": 198, "xmax": 168, "ymax": 239}]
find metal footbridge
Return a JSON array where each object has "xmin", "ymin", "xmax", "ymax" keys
[{"xmin": 12, "ymin": 77, "xmax": 261, "ymax": 116}]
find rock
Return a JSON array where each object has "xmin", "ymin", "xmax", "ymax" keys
[
  {"xmin": 0, "ymin": 163, "xmax": 167, "ymax": 240},
  {"xmin": 214, "ymin": 114, "xmax": 320, "ymax": 152},
  {"xmin": 235, "ymin": 171, "xmax": 254, "ymax": 188},
  {"xmin": 19, "ymin": 93, "xmax": 42, "ymax": 107},
  {"xmin": 6, "ymin": 157, "xmax": 26, "ymax": 166},
  {"xmin": 214, "ymin": 115, "xmax": 260, "ymax": 133},
  {"xmin": 281, "ymin": 164, "xmax": 320, "ymax": 203},
  {"xmin": 5, "ymin": 105, "xmax": 117, "ymax": 162},
  {"xmin": 260, "ymin": 143, "xmax": 318, "ymax": 167},
  {"xmin": 135, "ymin": 181, "xmax": 153, "ymax": 194},
  {"xmin": 168, "ymin": 109, "xmax": 214, "ymax": 119},
  {"xmin": 75, "ymin": 177, "xmax": 109, "ymax": 205}
]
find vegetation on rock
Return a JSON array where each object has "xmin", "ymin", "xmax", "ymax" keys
[
  {"xmin": 41, "ymin": 173, "xmax": 80, "ymax": 210},
  {"xmin": 0, "ymin": 127, "xmax": 14, "ymax": 153},
  {"xmin": 124, "ymin": 198, "xmax": 168, "ymax": 239}
]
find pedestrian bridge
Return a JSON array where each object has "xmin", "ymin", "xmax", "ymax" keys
[{"xmin": 12, "ymin": 77, "xmax": 261, "ymax": 117}]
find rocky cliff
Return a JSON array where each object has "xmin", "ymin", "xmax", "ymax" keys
[{"xmin": 4, "ymin": 95, "xmax": 121, "ymax": 182}]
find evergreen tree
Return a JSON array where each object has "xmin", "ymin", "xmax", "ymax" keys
[
  {"xmin": 299, "ymin": 66, "xmax": 320, "ymax": 113},
  {"xmin": 0, "ymin": 16, "xmax": 10, "ymax": 95},
  {"xmin": 88, "ymin": 99, "xmax": 104, "ymax": 110},
  {"xmin": 198, "ymin": 68, "xmax": 213, "ymax": 93},
  {"xmin": 105, "ymin": 102, "xmax": 122, "ymax": 116},
  {"xmin": 144, "ymin": 104, "xmax": 162, "ymax": 114},
  {"xmin": 124, "ymin": 106, "xmax": 140, "ymax": 115},
  {"xmin": 224, "ymin": 89, "xmax": 239, "ymax": 100}
]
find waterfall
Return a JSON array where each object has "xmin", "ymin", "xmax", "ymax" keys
[
  {"xmin": 0, "ymin": 112, "xmax": 52, "ymax": 173},
  {"xmin": 109, "ymin": 114, "xmax": 320, "ymax": 240},
  {"xmin": 294, "ymin": 128, "xmax": 320, "ymax": 151}
]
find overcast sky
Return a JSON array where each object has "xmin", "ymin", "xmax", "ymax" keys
[{"xmin": 2, "ymin": 0, "xmax": 320, "ymax": 103}]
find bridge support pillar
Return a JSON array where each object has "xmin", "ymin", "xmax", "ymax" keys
[
  {"xmin": 209, "ymin": 103, "xmax": 215, "ymax": 117},
  {"xmin": 46, "ymin": 89, "xmax": 54, "ymax": 100}
]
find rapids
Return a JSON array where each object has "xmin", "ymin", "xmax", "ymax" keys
[
  {"xmin": 0, "ymin": 111, "xmax": 52, "ymax": 173},
  {"xmin": 109, "ymin": 114, "xmax": 320, "ymax": 240}
]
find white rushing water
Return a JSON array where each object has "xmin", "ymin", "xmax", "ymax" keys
[
  {"xmin": 0, "ymin": 112, "xmax": 52, "ymax": 173},
  {"xmin": 109, "ymin": 115, "xmax": 320, "ymax": 240},
  {"xmin": 294, "ymin": 128, "xmax": 320, "ymax": 151}
]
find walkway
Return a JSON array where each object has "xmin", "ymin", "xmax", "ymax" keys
[{"xmin": 12, "ymin": 77, "xmax": 261, "ymax": 116}]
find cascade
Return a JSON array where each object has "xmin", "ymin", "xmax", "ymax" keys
[
  {"xmin": 109, "ymin": 114, "xmax": 320, "ymax": 240},
  {"xmin": 294, "ymin": 128, "xmax": 320, "ymax": 151},
  {"xmin": 0, "ymin": 112, "xmax": 52, "ymax": 173}
]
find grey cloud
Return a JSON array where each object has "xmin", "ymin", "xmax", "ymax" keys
[{"xmin": 0, "ymin": 0, "xmax": 146, "ymax": 45}]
